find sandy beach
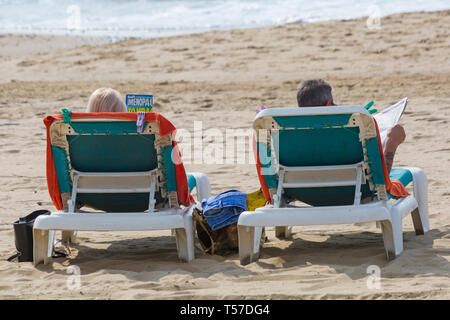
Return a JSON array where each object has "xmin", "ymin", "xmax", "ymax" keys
[{"xmin": 0, "ymin": 10, "xmax": 449, "ymax": 299}]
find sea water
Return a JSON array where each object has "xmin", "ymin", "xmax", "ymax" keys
[{"xmin": 0, "ymin": 0, "xmax": 448, "ymax": 39}]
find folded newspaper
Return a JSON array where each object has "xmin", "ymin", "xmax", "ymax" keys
[{"xmin": 374, "ymin": 98, "xmax": 408, "ymax": 147}]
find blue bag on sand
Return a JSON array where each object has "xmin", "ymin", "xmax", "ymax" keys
[{"xmin": 201, "ymin": 190, "xmax": 247, "ymax": 230}]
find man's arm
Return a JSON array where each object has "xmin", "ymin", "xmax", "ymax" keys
[{"xmin": 383, "ymin": 124, "xmax": 406, "ymax": 173}]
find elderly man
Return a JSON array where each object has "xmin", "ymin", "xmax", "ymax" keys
[{"xmin": 296, "ymin": 79, "xmax": 406, "ymax": 173}]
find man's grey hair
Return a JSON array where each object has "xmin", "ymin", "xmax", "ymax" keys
[{"xmin": 297, "ymin": 79, "xmax": 334, "ymax": 107}]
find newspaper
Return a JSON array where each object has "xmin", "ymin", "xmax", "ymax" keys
[{"xmin": 374, "ymin": 98, "xmax": 408, "ymax": 147}]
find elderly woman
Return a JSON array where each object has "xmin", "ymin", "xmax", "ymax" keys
[{"xmin": 86, "ymin": 87, "xmax": 127, "ymax": 112}]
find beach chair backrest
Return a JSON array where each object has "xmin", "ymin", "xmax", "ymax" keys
[
  {"xmin": 48, "ymin": 117, "xmax": 180, "ymax": 212},
  {"xmin": 253, "ymin": 106, "xmax": 388, "ymax": 206}
]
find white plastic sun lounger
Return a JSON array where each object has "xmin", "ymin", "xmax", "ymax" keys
[{"xmin": 238, "ymin": 106, "xmax": 429, "ymax": 265}]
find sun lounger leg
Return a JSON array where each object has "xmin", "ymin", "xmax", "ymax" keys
[
  {"xmin": 275, "ymin": 226, "xmax": 292, "ymax": 239},
  {"xmin": 33, "ymin": 229, "xmax": 50, "ymax": 266},
  {"xmin": 254, "ymin": 227, "xmax": 263, "ymax": 245},
  {"xmin": 176, "ymin": 214, "xmax": 195, "ymax": 262},
  {"xmin": 406, "ymin": 167, "xmax": 429, "ymax": 234},
  {"xmin": 62, "ymin": 230, "xmax": 77, "ymax": 244},
  {"xmin": 380, "ymin": 215, "xmax": 403, "ymax": 260},
  {"xmin": 238, "ymin": 225, "xmax": 260, "ymax": 265},
  {"xmin": 49, "ymin": 230, "xmax": 55, "ymax": 256}
]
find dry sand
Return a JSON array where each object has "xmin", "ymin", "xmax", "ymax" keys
[{"xmin": 0, "ymin": 10, "xmax": 449, "ymax": 299}]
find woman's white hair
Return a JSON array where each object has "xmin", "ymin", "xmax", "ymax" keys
[{"xmin": 86, "ymin": 88, "xmax": 127, "ymax": 112}]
